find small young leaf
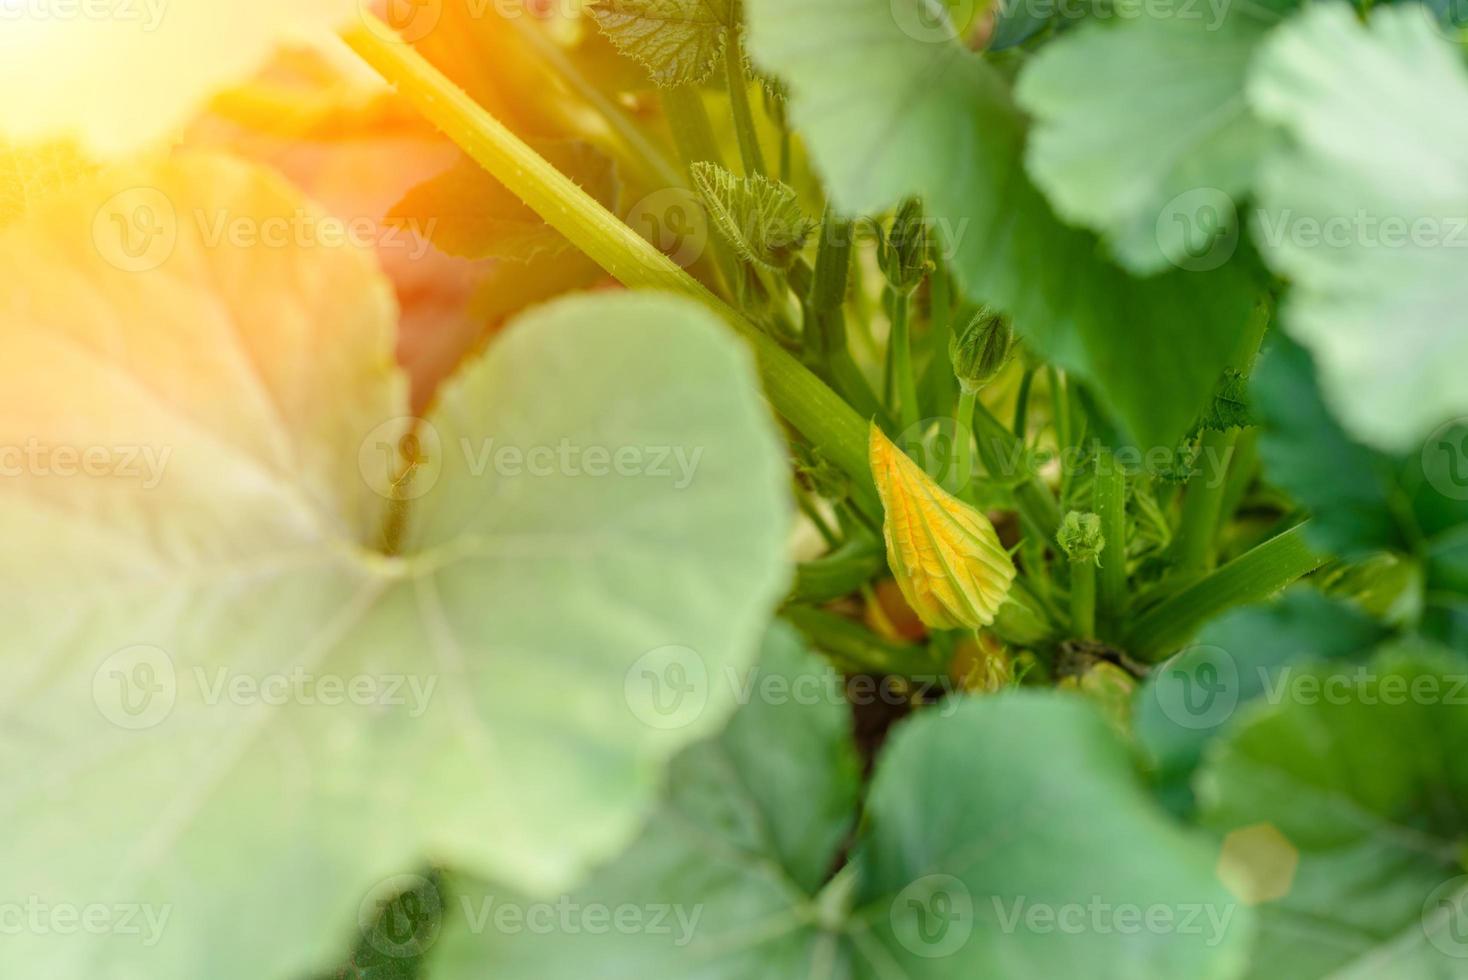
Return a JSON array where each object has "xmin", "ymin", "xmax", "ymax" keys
[
  {"xmin": 870, "ymin": 424, "xmax": 1016, "ymax": 629},
  {"xmin": 690, "ymin": 161, "xmax": 813, "ymax": 270},
  {"xmin": 388, "ymin": 141, "xmax": 617, "ymax": 262},
  {"xmin": 588, "ymin": 0, "xmax": 741, "ymax": 87}
]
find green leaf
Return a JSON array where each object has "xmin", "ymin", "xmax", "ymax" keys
[
  {"xmin": 1247, "ymin": 3, "xmax": 1468, "ymax": 452},
  {"xmin": 432, "ymin": 669, "xmax": 1254, "ymax": 977},
  {"xmin": 388, "ymin": 141, "xmax": 617, "ymax": 262},
  {"xmin": 1198, "ymin": 369, "xmax": 1254, "ymax": 433},
  {"xmin": 849, "ymin": 694, "xmax": 1254, "ymax": 978},
  {"xmin": 1018, "ymin": 7, "xmax": 1283, "ymax": 274},
  {"xmin": 1197, "ymin": 646, "xmax": 1468, "ymax": 978},
  {"xmin": 1253, "ymin": 337, "xmax": 1410, "ymax": 557},
  {"xmin": 746, "ymin": 0, "xmax": 1265, "ymax": 450},
  {"xmin": 1135, "ymin": 590, "xmax": 1388, "ymax": 815},
  {"xmin": 0, "ymin": 157, "xmax": 791, "ymax": 980},
  {"xmin": 690, "ymin": 161, "xmax": 815, "ymax": 270},
  {"xmin": 589, "ymin": 0, "xmax": 741, "ymax": 87},
  {"xmin": 430, "ymin": 626, "xmax": 863, "ymax": 977},
  {"xmin": 1253, "ymin": 336, "xmax": 1468, "ymax": 559}
]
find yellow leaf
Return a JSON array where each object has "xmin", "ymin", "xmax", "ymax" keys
[
  {"xmin": 870, "ymin": 423, "xmax": 1016, "ymax": 630},
  {"xmin": 0, "ymin": 1, "xmax": 357, "ymax": 155}
]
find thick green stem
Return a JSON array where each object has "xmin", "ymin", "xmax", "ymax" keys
[
  {"xmin": 723, "ymin": 30, "xmax": 766, "ymax": 177},
  {"xmin": 345, "ymin": 18, "xmax": 876, "ymax": 506},
  {"xmin": 889, "ymin": 293, "xmax": 920, "ymax": 433},
  {"xmin": 1174, "ymin": 428, "xmax": 1238, "ymax": 573},
  {"xmin": 1070, "ymin": 560, "xmax": 1097, "ymax": 640},
  {"xmin": 1126, "ymin": 523, "xmax": 1325, "ymax": 660},
  {"xmin": 1094, "ymin": 448, "xmax": 1128, "ymax": 626},
  {"xmin": 807, "ymin": 213, "xmax": 884, "ymax": 422}
]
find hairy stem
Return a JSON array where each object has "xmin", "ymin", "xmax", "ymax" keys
[
  {"xmin": 723, "ymin": 30, "xmax": 766, "ymax": 177},
  {"xmin": 1094, "ymin": 448, "xmax": 1128, "ymax": 628}
]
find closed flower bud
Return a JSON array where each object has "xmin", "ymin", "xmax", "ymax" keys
[
  {"xmin": 878, "ymin": 197, "xmax": 931, "ymax": 294},
  {"xmin": 949, "ymin": 308, "xmax": 1014, "ymax": 394},
  {"xmin": 1058, "ymin": 511, "xmax": 1105, "ymax": 565},
  {"xmin": 870, "ymin": 424, "xmax": 1016, "ymax": 630}
]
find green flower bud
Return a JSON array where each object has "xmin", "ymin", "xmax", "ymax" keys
[
  {"xmin": 1058, "ymin": 510, "xmax": 1105, "ymax": 565},
  {"xmin": 878, "ymin": 197, "xmax": 930, "ymax": 293},
  {"xmin": 949, "ymin": 308, "xmax": 1014, "ymax": 394}
]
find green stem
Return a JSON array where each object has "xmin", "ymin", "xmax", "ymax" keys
[
  {"xmin": 1174, "ymin": 428, "xmax": 1238, "ymax": 573},
  {"xmin": 1216, "ymin": 428, "xmax": 1259, "ymax": 536},
  {"xmin": 346, "ymin": 18, "xmax": 876, "ymax": 507},
  {"xmin": 955, "ymin": 389, "xmax": 977, "ymax": 495},
  {"xmin": 922, "ymin": 258, "xmax": 957, "ymax": 418},
  {"xmin": 890, "ymin": 293, "xmax": 920, "ymax": 433},
  {"xmin": 657, "ymin": 84, "xmax": 740, "ymax": 295},
  {"xmin": 1126, "ymin": 523, "xmax": 1325, "ymax": 660},
  {"xmin": 781, "ymin": 606, "xmax": 944, "ymax": 677},
  {"xmin": 1069, "ymin": 560, "xmax": 1097, "ymax": 640},
  {"xmin": 1094, "ymin": 448, "xmax": 1128, "ymax": 627},
  {"xmin": 505, "ymin": 15, "xmax": 683, "ymax": 190},
  {"xmin": 723, "ymin": 30, "xmax": 766, "ymax": 177},
  {"xmin": 1013, "ymin": 365, "xmax": 1036, "ymax": 439},
  {"xmin": 969, "ymin": 402, "xmax": 1062, "ymax": 541}
]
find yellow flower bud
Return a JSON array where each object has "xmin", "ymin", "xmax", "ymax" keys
[{"xmin": 870, "ymin": 424, "xmax": 1016, "ymax": 630}]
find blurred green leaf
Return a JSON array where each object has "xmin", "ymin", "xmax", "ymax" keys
[
  {"xmin": 1018, "ymin": 6, "xmax": 1283, "ymax": 273},
  {"xmin": 1135, "ymin": 589, "xmax": 1388, "ymax": 815},
  {"xmin": 1248, "ymin": 4, "xmax": 1468, "ymax": 452},
  {"xmin": 746, "ymin": 0, "xmax": 1265, "ymax": 450},
  {"xmin": 0, "ymin": 277, "xmax": 791, "ymax": 979},
  {"xmin": 434, "ymin": 643, "xmax": 1254, "ymax": 978},
  {"xmin": 1197, "ymin": 645, "xmax": 1468, "ymax": 978}
]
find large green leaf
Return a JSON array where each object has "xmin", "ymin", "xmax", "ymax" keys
[
  {"xmin": 1197, "ymin": 647, "xmax": 1468, "ymax": 978},
  {"xmin": 1018, "ymin": 6, "xmax": 1283, "ymax": 274},
  {"xmin": 430, "ymin": 626, "xmax": 862, "ymax": 978},
  {"xmin": 746, "ymin": 0, "xmax": 1265, "ymax": 449},
  {"xmin": 1253, "ymin": 336, "xmax": 1468, "ymax": 641},
  {"xmin": 1135, "ymin": 590, "xmax": 1388, "ymax": 815},
  {"xmin": 432, "ymin": 652, "xmax": 1254, "ymax": 978},
  {"xmin": 0, "ymin": 156, "xmax": 791, "ymax": 980},
  {"xmin": 1248, "ymin": 3, "xmax": 1468, "ymax": 452}
]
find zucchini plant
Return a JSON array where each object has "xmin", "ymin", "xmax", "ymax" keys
[{"xmin": 1, "ymin": 0, "xmax": 1466, "ymax": 978}]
